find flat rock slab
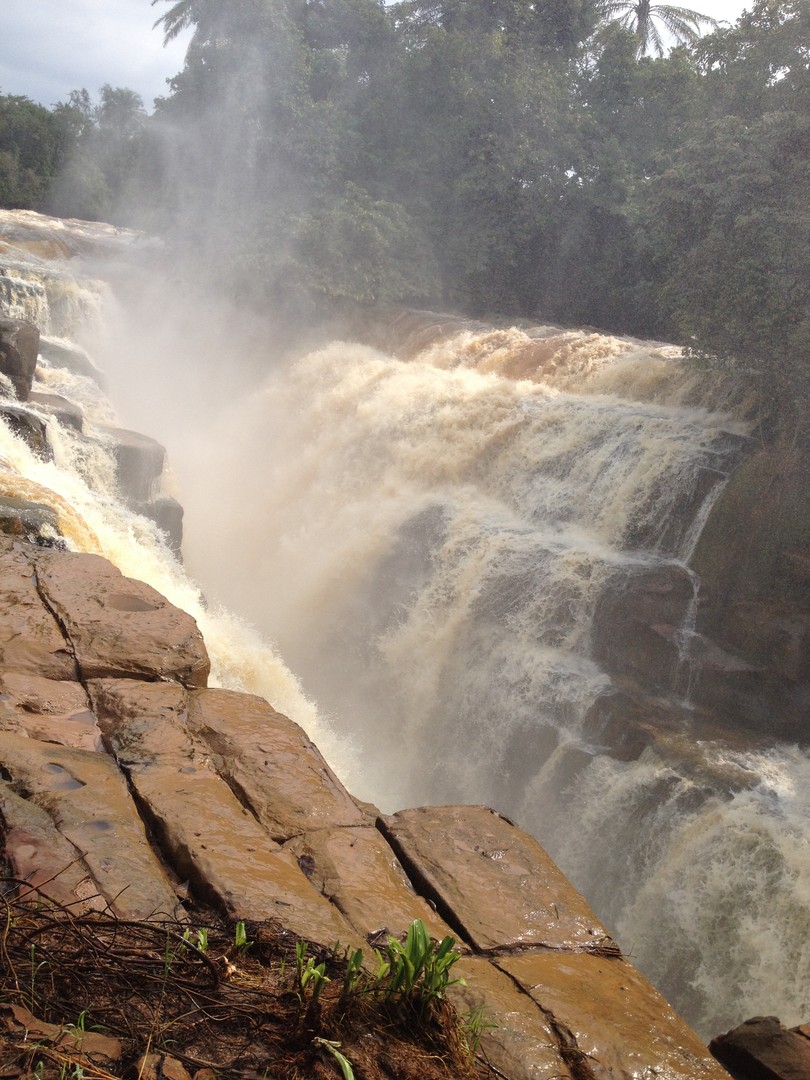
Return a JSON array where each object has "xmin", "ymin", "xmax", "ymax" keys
[
  {"xmin": 0, "ymin": 783, "xmax": 105, "ymax": 911},
  {"xmin": 33, "ymin": 548, "xmax": 210, "ymax": 686},
  {"xmin": 129, "ymin": 763, "xmax": 359, "ymax": 947},
  {"xmin": 0, "ymin": 731, "xmax": 182, "ymax": 919},
  {"xmin": 284, "ymin": 825, "xmax": 459, "ymax": 945},
  {"xmin": 0, "ymin": 672, "xmax": 101, "ymax": 750},
  {"xmin": 380, "ymin": 805, "xmax": 610, "ymax": 952},
  {"xmin": 710, "ymin": 1015, "xmax": 810, "ymax": 1080},
  {"xmin": 186, "ymin": 688, "xmax": 370, "ymax": 840},
  {"xmin": 450, "ymin": 956, "xmax": 572, "ymax": 1079},
  {"xmin": 498, "ymin": 951, "xmax": 731, "ymax": 1080},
  {"xmin": 0, "ymin": 538, "xmax": 76, "ymax": 678}
]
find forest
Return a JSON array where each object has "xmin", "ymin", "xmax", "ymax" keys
[{"xmin": 1, "ymin": 0, "xmax": 808, "ymax": 439}]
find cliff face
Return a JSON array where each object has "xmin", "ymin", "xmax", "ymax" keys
[
  {"xmin": 0, "ymin": 535, "xmax": 729, "ymax": 1080},
  {"xmin": 0, "ymin": 210, "xmax": 734, "ymax": 1079}
]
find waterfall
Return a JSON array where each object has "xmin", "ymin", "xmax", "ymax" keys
[{"xmin": 2, "ymin": 209, "xmax": 808, "ymax": 1041}]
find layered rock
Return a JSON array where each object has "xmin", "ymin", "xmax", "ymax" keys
[{"xmin": 0, "ymin": 530, "xmax": 731, "ymax": 1079}]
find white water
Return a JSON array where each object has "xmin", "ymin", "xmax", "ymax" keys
[{"xmin": 2, "ymin": 211, "xmax": 809, "ymax": 1040}]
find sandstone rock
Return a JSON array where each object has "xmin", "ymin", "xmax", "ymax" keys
[
  {"xmin": 88, "ymin": 679, "xmax": 358, "ymax": 946},
  {"xmin": 710, "ymin": 1015, "xmax": 810, "ymax": 1080},
  {"xmin": 33, "ymin": 548, "xmax": 210, "ymax": 686},
  {"xmin": 591, "ymin": 563, "xmax": 696, "ymax": 690},
  {"xmin": 0, "ymin": 783, "xmax": 105, "ymax": 911},
  {"xmin": 449, "ymin": 956, "xmax": 572, "ymax": 1079},
  {"xmin": 28, "ymin": 390, "xmax": 84, "ymax": 432},
  {"xmin": 133, "ymin": 493, "xmax": 184, "ymax": 555},
  {"xmin": 135, "ymin": 1054, "xmax": 193, "ymax": 1080},
  {"xmin": 38, "ymin": 336, "xmax": 105, "ymax": 386},
  {"xmin": 0, "ymin": 495, "xmax": 63, "ymax": 547},
  {"xmin": 186, "ymin": 688, "xmax": 369, "ymax": 840},
  {"xmin": 283, "ymin": 825, "xmax": 458, "ymax": 944},
  {"xmin": 2, "ymin": 1003, "xmax": 123, "ymax": 1062},
  {"xmin": 0, "ymin": 403, "xmax": 50, "ymax": 456},
  {"xmin": 98, "ymin": 425, "xmax": 166, "ymax": 503},
  {"xmin": 128, "ymin": 764, "xmax": 357, "ymax": 945},
  {"xmin": 379, "ymin": 805, "xmax": 611, "ymax": 952},
  {"xmin": 499, "ymin": 951, "xmax": 730, "ymax": 1079},
  {"xmin": 0, "ymin": 537, "xmax": 76, "ymax": 678},
  {"xmin": 0, "ymin": 317, "xmax": 39, "ymax": 399},
  {"xmin": 0, "ymin": 731, "xmax": 182, "ymax": 919},
  {"xmin": 0, "ymin": 672, "xmax": 101, "ymax": 750}
]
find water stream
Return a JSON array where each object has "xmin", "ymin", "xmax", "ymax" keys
[{"xmin": 2, "ymin": 210, "xmax": 809, "ymax": 1040}]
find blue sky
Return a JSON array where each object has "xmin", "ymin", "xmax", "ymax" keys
[{"xmin": 1, "ymin": 0, "xmax": 751, "ymax": 113}]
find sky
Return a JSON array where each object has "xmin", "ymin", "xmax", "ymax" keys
[
  {"xmin": 1, "ymin": 0, "xmax": 752, "ymax": 114},
  {"xmin": 0, "ymin": 0, "xmax": 192, "ymax": 112}
]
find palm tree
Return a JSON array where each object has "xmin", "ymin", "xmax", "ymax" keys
[
  {"xmin": 151, "ymin": 0, "xmax": 196, "ymax": 44},
  {"xmin": 598, "ymin": 0, "xmax": 718, "ymax": 57}
]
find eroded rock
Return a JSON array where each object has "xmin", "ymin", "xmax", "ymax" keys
[
  {"xmin": 379, "ymin": 805, "xmax": 610, "ymax": 953},
  {"xmin": 710, "ymin": 1015, "xmax": 810, "ymax": 1080},
  {"xmin": 186, "ymin": 688, "xmax": 369, "ymax": 840},
  {"xmin": 0, "ymin": 317, "xmax": 39, "ymax": 400},
  {"xmin": 283, "ymin": 825, "xmax": 457, "ymax": 944},
  {"xmin": 0, "ymin": 731, "xmax": 182, "ymax": 919},
  {"xmin": 33, "ymin": 548, "xmax": 209, "ymax": 686},
  {"xmin": 0, "ymin": 537, "xmax": 76, "ymax": 678},
  {"xmin": 499, "ymin": 951, "xmax": 731, "ymax": 1080}
]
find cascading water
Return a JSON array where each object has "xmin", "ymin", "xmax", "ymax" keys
[{"xmin": 2, "ymin": 210, "xmax": 808, "ymax": 1042}]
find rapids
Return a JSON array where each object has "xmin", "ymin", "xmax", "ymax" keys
[{"xmin": 1, "ymin": 209, "xmax": 808, "ymax": 1040}]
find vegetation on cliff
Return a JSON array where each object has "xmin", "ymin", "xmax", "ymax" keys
[
  {"xmin": 0, "ymin": 889, "xmax": 483, "ymax": 1080},
  {"xmin": 1, "ymin": 0, "xmax": 807, "ymax": 438}
]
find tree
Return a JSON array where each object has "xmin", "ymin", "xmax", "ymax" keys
[{"xmin": 597, "ymin": 0, "xmax": 716, "ymax": 56}]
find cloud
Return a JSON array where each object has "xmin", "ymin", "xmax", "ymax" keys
[{"xmin": 0, "ymin": 0, "xmax": 190, "ymax": 111}]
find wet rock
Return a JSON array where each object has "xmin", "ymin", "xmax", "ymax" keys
[
  {"xmin": 0, "ymin": 672, "xmax": 101, "ymax": 751},
  {"xmin": 29, "ymin": 390, "xmax": 84, "ymax": 432},
  {"xmin": 0, "ymin": 731, "xmax": 182, "ymax": 919},
  {"xmin": 38, "ymin": 336, "xmax": 106, "ymax": 387},
  {"xmin": 283, "ymin": 825, "xmax": 457, "ymax": 944},
  {"xmin": 33, "ymin": 547, "xmax": 210, "ymax": 687},
  {"xmin": 499, "ymin": 951, "xmax": 730, "ymax": 1080},
  {"xmin": 186, "ymin": 688, "xmax": 369, "ymax": 840},
  {"xmin": 0, "ymin": 403, "xmax": 51, "ymax": 456},
  {"xmin": 0, "ymin": 537, "xmax": 76, "ymax": 678},
  {"xmin": 449, "ymin": 956, "xmax": 571, "ymax": 1080},
  {"xmin": 0, "ymin": 783, "xmax": 105, "ymax": 911},
  {"xmin": 133, "ymin": 493, "xmax": 184, "ymax": 555},
  {"xmin": 379, "ymin": 805, "xmax": 610, "ymax": 953},
  {"xmin": 709, "ymin": 1015, "xmax": 810, "ymax": 1080},
  {"xmin": 0, "ymin": 317, "xmax": 39, "ymax": 400},
  {"xmin": 98, "ymin": 425, "xmax": 166, "ymax": 504},
  {"xmin": 88, "ymin": 679, "xmax": 358, "ymax": 946},
  {"xmin": 591, "ymin": 563, "xmax": 696, "ymax": 690},
  {"xmin": 0, "ymin": 495, "xmax": 63, "ymax": 547}
]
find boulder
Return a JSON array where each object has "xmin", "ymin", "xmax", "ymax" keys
[
  {"xmin": 379, "ymin": 805, "xmax": 611, "ymax": 953},
  {"xmin": 0, "ymin": 317, "xmax": 39, "ymax": 400},
  {"xmin": 710, "ymin": 1015, "xmax": 810, "ymax": 1080},
  {"xmin": 38, "ymin": 336, "xmax": 106, "ymax": 387},
  {"xmin": 0, "ymin": 403, "xmax": 51, "ymax": 456},
  {"xmin": 98, "ymin": 425, "xmax": 166, "ymax": 504},
  {"xmin": 28, "ymin": 390, "xmax": 84, "ymax": 432},
  {"xmin": 0, "ymin": 495, "xmax": 63, "ymax": 547},
  {"xmin": 32, "ymin": 547, "xmax": 210, "ymax": 687},
  {"xmin": 133, "ymin": 493, "xmax": 184, "ymax": 554}
]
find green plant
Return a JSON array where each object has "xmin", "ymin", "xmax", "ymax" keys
[
  {"xmin": 462, "ymin": 1005, "xmax": 497, "ymax": 1056},
  {"xmin": 233, "ymin": 921, "xmax": 253, "ymax": 954},
  {"xmin": 338, "ymin": 947, "xmax": 365, "ymax": 1005},
  {"xmin": 313, "ymin": 1037, "xmax": 355, "ymax": 1080},
  {"xmin": 380, "ymin": 920, "xmax": 465, "ymax": 1014},
  {"xmin": 295, "ymin": 941, "xmax": 330, "ymax": 1009}
]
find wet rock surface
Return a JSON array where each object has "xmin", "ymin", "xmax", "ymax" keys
[
  {"xmin": 0, "ymin": 533, "xmax": 731, "ymax": 1078},
  {"xmin": 709, "ymin": 1016, "xmax": 810, "ymax": 1080}
]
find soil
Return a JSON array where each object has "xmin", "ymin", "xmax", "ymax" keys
[{"xmin": 0, "ymin": 880, "xmax": 490, "ymax": 1080}]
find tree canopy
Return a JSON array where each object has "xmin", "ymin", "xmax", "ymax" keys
[{"xmin": 1, "ymin": 0, "xmax": 807, "ymax": 439}]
